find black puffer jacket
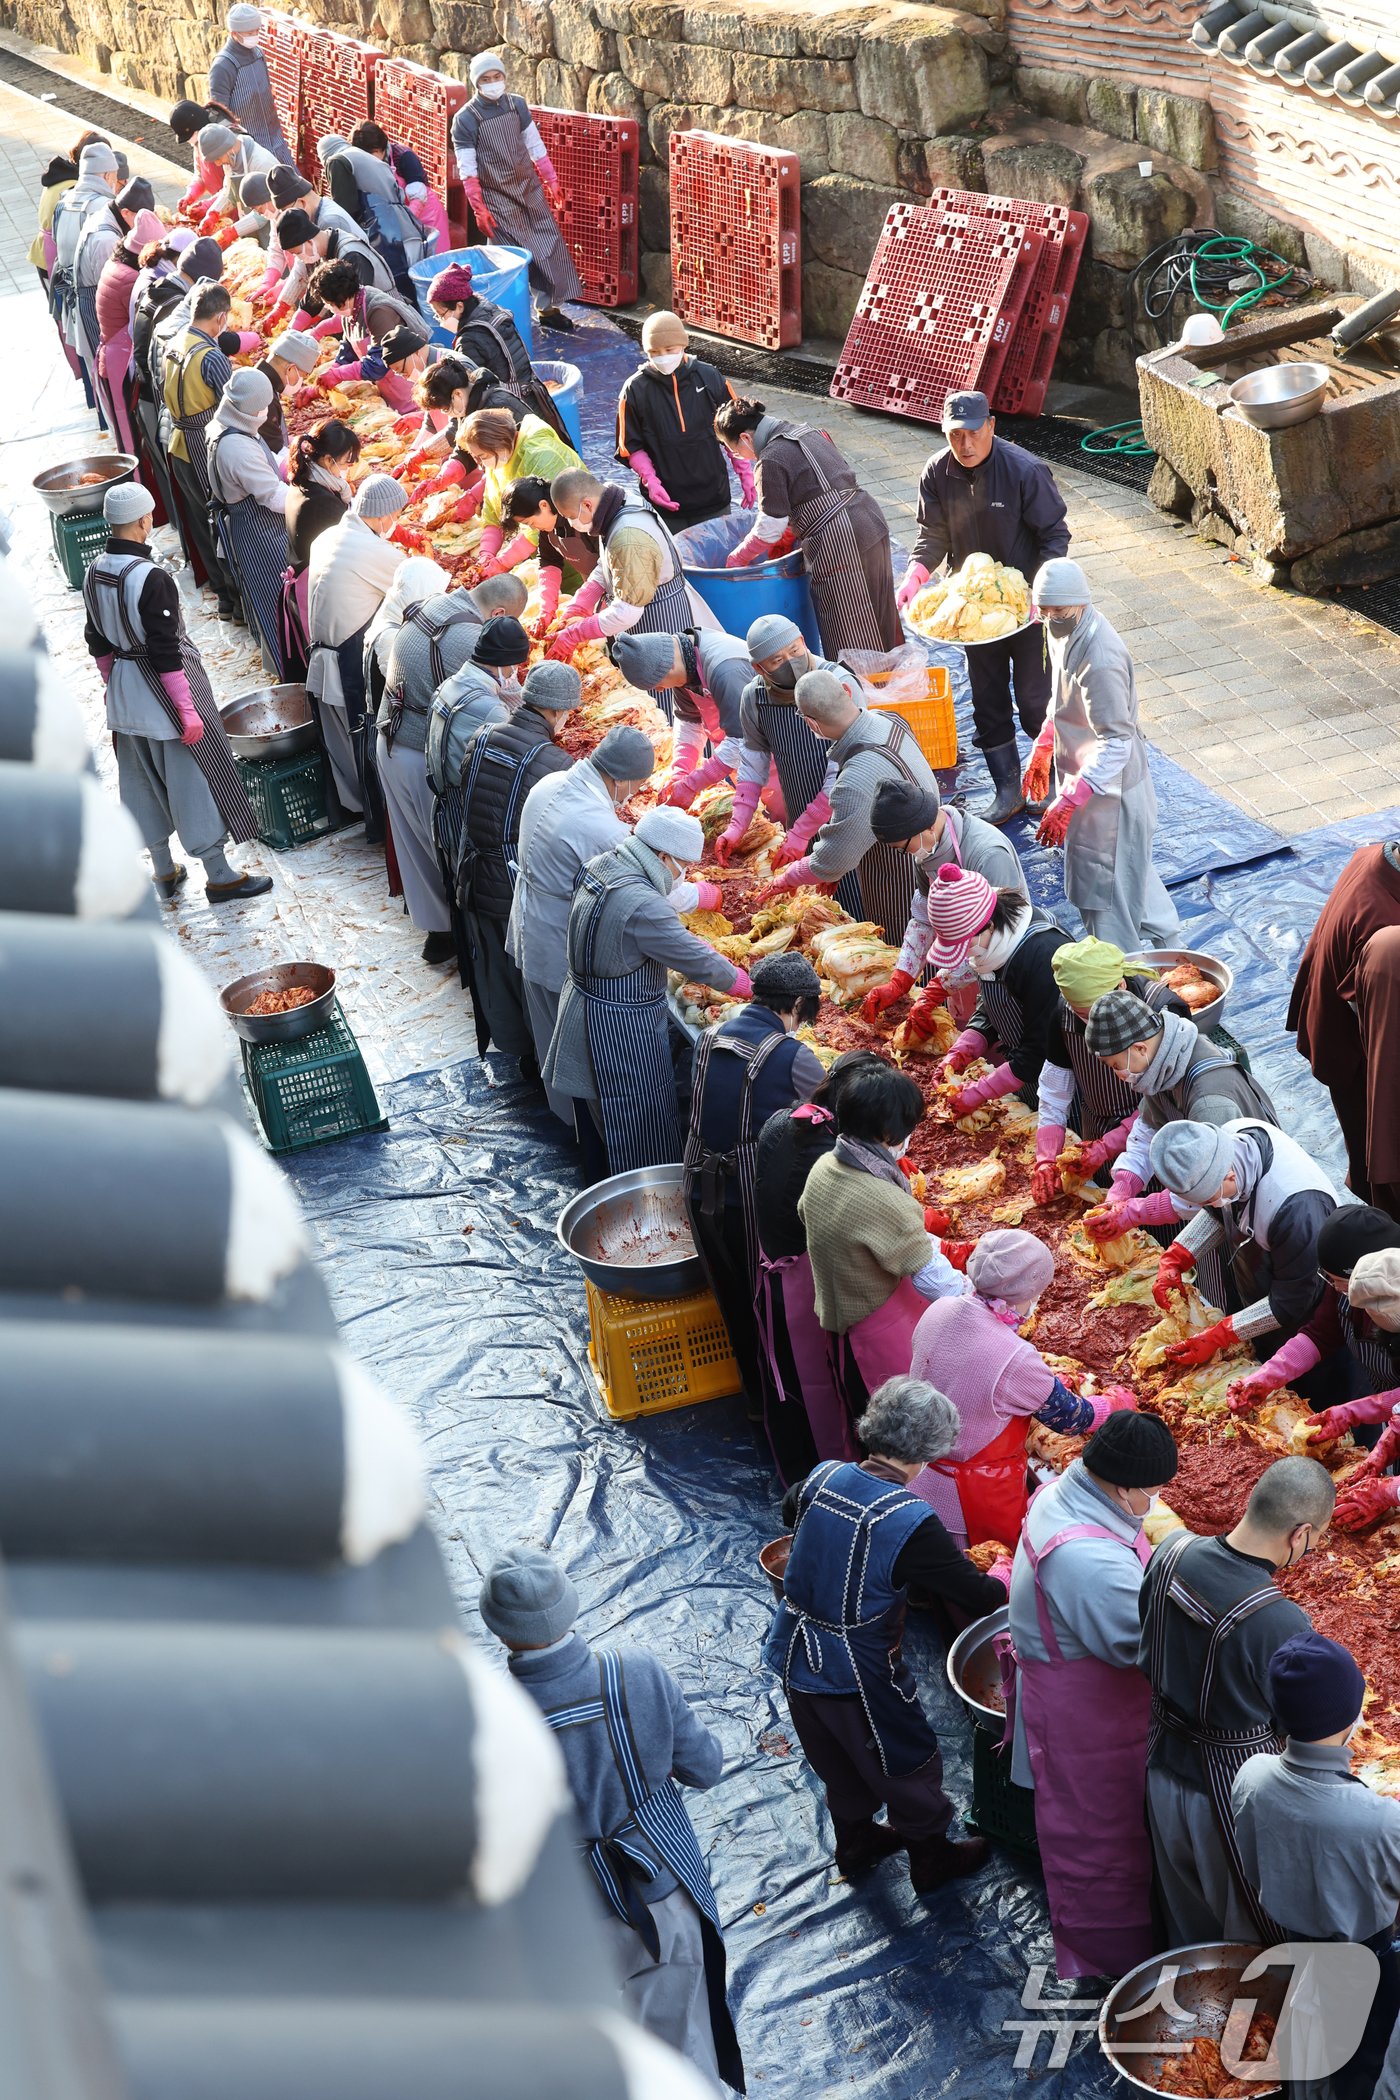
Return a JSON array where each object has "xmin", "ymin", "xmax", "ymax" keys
[{"xmin": 457, "ymin": 704, "xmax": 572, "ymax": 920}]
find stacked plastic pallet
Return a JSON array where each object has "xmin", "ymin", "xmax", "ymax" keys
[
  {"xmin": 831, "ymin": 192, "xmax": 1086, "ymax": 424},
  {"xmin": 261, "ymin": 10, "xmax": 304, "ymax": 163},
  {"xmin": 298, "ymin": 26, "xmax": 384, "ymax": 188},
  {"xmin": 669, "ymin": 131, "xmax": 801, "ymax": 351},
  {"xmin": 529, "ymin": 108, "xmax": 639, "ymax": 308},
  {"xmin": 374, "ymin": 57, "xmax": 470, "ymax": 236}
]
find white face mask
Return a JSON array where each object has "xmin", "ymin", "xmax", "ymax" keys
[
  {"xmin": 235, "ymin": 32, "xmax": 262, "ymax": 45},
  {"xmin": 649, "ymin": 351, "xmax": 683, "ymax": 375},
  {"xmin": 478, "ymin": 78, "xmax": 507, "ymax": 98},
  {"xmin": 890, "ymin": 1136, "xmax": 911, "ymax": 1161}
]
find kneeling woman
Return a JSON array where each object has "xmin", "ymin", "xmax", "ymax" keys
[
  {"xmin": 799, "ymin": 1061, "xmax": 967, "ymax": 1424},
  {"xmin": 910, "ymin": 1228, "xmax": 1135, "ymax": 1547}
]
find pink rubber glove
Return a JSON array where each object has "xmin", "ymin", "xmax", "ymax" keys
[
  {"xmin": 1306, "ymin": 1389, "xmax": 1400, "ymax": 1446},
  {"xmin": 732, "ymin": 453, "xmax": 757, "ymax": 508},
  {"xmin": 693, "ymin": 881, "xmax": 723, "ymax": 911},
  {"xmin": 257, "ymin": 266, "xmax": 280, "ymax": 299},
  {"xmin": 666, "ymin": 751, "xmax": 732, "ymax": 808},
  {"xmin": 536, "ymin": 152, "xmax": 563, "ymax": 212},
  {"xmin": 988, "ymin": 1556, "xmax": 1014, "ymax": 1595},
  {"xmin": 1225, "ymin": 1328, "xmax": 1323, "ymax": 1415},
  {"xmin": 1163, "ymin": 1315, "xmax": 1237, "ymax": 1370},
  {"xmin": 628, "ymin": 447, "xmax": 679, "ymax": 512},
  {"xmin": 714, "ymin": 778, "xmax": 761, "ymax": 865},
  {"xmin": 1031, "ymin": 1122, "xmax": 1065, "ymax": 1207},
  {"xmin": 726, "ymin": 527, "xmax": 771, "ymax": 568},
  {"xmin": 476, "ymin": 524, "xmax": 504, "ymax": 564},
  {"xmin": 754, "ymin": 859, "xmax": 813, "ymax": 900},
  {"xmin": 484, "ymin": 531, "xmax": 533, "ymax": 574},
  {"xmin": 532, "ymin": 566, "xmax": 562, "ymax": 634},
  {"xmin": 94, "ymin": 652, "xmax": 114, "ymax": 685},
  {"xmin": 233, "ymin": 331, "xmax": 262, "ymax": 356},
  {"xmin": 1084, "ymin": 1189, "xmax": 1179, "ymax": 1243},
  {"xmin": 1078, "ymin": 1131, "xmax": 1126, "ymax": 1178},
  {"xmin": 159, "ymin": 669, "xmax": 203, "ymax": 744},
  {"xmin": 936, "ymin": 1029, "xmax": 988, "ymax": 1082},
  {"xmin": 419, "ymin": 457, "xmax": 469, "ymax": 497},
  {"xmin": 463, "ymin": 177, "xmax": 496, "ymax": 238},
  {"xmin": 309, "ymin": 312, "xmax": 348, "ymax": 342},
  {"xmin": 453, "ymin": 484, "xmax": 484, "ymax": 524},
  {"xmin": 1365, "ymin": 1407, "xmax": 1400, "ymax": 1477},
  {"xmin": 1037, "ymin": 775, "xmax": 1094, "ymax": 848},
  {"xmin": 778, "ymin": 790, "xmax": 831, "ymax": 863},
  {"xmin": 1086, "ymin": 1384, "xmax": 1138, "ymax": 1429},
  {"xmin": 896, "ymin": 561, "xmax": 930, "ymax": 610},
  {"xmin": 562, "ymin": 577, "xmax": 605, "ymax": 620},
  {"xmin": 1108, "ymin": 1168, "xmax": 1146, "ymax": 1203},
  {"xmin": 1335, "ymin": 1475, "xmax": 1400, "ymax": 1532},
  {"xmin": 317, "ymin": 359, "xmax": 360, "ymax": 388},
  {"xmin": 1022, "ymin": 724, "xmax": 1054, "ymax": 804},
  {"xmin": 728, "ymin": 965, "xmax": 753, "ymax": 998},
  {"xmin": 547, "ymin": 617, "xmax": 603, "ymax": 662},
  {"xmin": 949, "ymin": 1061, "xmax": 1021, "ymax": 1118}
]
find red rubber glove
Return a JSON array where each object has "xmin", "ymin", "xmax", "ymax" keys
[
  {"xmin": 454, "ymin": 484, "xmax": 484, "ymax": 524},
  {"xmin": 1037, "ymin": 780, "xmax": 1093, "ymax": 849},
  {"xmin": 936, "ymin": 1029, "xmax": 988, "ymax": 1083},
  {"xmin": 418, "ymin": 457, "xmax": 469, "ymax": 497},
  {"xmin": 463, "ymin": 178, "xmax": 496, "ymax": 238},
  {"xmin": 1335, "ymin": 1475, "xmax": 1400, "ymax": 1533},
  {"xmin": 896, "ymin": 561, "xmax": 930, "ymax": 610},
  {"xmin": 388, "ymin": 521, "xmax": 427, "ymax": 552},
  {"xmin": 1022, "ymin": 730, "xmax": 1053, "ymax": 804},
  {"xmin": 923, "ymin": 1206, "xmax": 952, "ymax": 1237},
  {"xmin": 1077, "ymin": 1134, "xmax": 1119, "ymax": 1178},
  {"xmin": 1305, "ymin": 1402, "xmax": 1372, "ymax": 1446},
  {"xmin": 728, "ymin": 965, "xmax": 753, "ymax": 999},
  {"xmin": 1031, "ymin": 1122, "xmax": 1065, "ymax": 1207},
  {"xmin": 948, "ymin": 1062, "xmax": 1021, "ymax": 1119},
  {"xmin": 159, "ymin": 670, "xmax": 203, "ymax": 744},
  {"xmin": 861, "ymin": 968, "xmax": 916, "ymax": 1024},
  {"xmin": 1084, "ymin": 1189, "xmax": 1179, "ymax": 1243},
  {"xmin": 726, "ymin": 528, "xmax": 772, "ymax": 568},
  {"xmin": 940, "ymin": 1239, "xmax": 975, "ymax": 1272},
  {"xmin": 904, "ymin": 980, "xmax": 949, "ymax": 1038},
  {"xmin": 287, "ymin": 382, "xmax": 321, "ymax": 408},
  {"xmin": 1163, "ymin": 1316, "xmax": 1237, "ymax": 1370},
  {"xmin": 1226, "ymin": 1368, "xmax": 1284, "ymax": 1416},
  {"xmin": 197, "ymin": 209, "xmax": 222, "ymax": 236},
  {"xmin": 1365, "ymin": 1409, "xmax": 1400, "ymax": 1477},
  {"xmin": 394, "ymin": 411, "xmax": 423, "ymax": 436},
  {"xmin": 547, "ymin": 617, "xmax": 603, "ymax": 662},
  {"xmin": 215, "ymin": 223, "xmax": 238, "ymax": 251},
  {"xmin": 1153, "ymin": 1241, "xmax": 1197, "ymax": 1311}
]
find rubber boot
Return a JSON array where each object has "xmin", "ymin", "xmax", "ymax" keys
[
  {"xmin": 975, "ymin": 740, "xmax": 1025, "ymax": 828},
  {"xmin": 832, "ymin": 1816, "xmax": 907, "ymax": 1880},
  {"xmin": 903, "ymin": 1829, "xmax": 991, "ymax": 1894}
]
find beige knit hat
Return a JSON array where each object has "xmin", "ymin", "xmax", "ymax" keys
[{"xmin": 642, "ymin": 308, "xmax": 688, "ymax": 353}]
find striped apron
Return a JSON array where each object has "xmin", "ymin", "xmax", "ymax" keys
[
  {"xmin": 747, "ymin": 685, "xmax": 861, "ymax": 919},
  {"xmin": 601, "ymin": 501, "xmax": 694, "ymax": 718},
  {"xmin": 467, "ymin": 94, "xmax": 581, "ymax": 308},
  {"xmin": 170, "ymin": 347, "xmax": 218, "ymax": 494},
  {"xmin": 570, "ymin": 863, "xmax": 681, "ymax": 1173},
  {"xmin": 82, "ymin": 552, "xmax": 257, "ymax": 843},
  {"xmin": 682, "ymin": 1025, "xmax": 789, "ymax": 1282},
  {"xmin": 208, "ymin": 431, "xmax": 289, "ymax": 678},
  {"xmin": 848, "ymin": 715, "xmax": 922, "ymax": 946},
  {"xmin": 455, "ymin": 722, "xmax": 530, "ymax": 1055},
  {"xmin": 392, "ymin": 600, "xmax": 482, "ymax": 987},
  {"xmin": 541, "ymin": 1651, "xmax": 742, "ymax": 2093},
  {"xmin": 977, "ymin": 906, "xmax": 1062, "ymax": 1061},
  {"xmin": 1145, "ymin": 1529, "xmax": 1283, "ymax": 1947},
  {"xmin": 785, "ymin": 428, "xmax": 888, "ymax": 655},
  {"xmin": 1340, "ymin": 1296, "xmax": 1400, "ymax": 1396}
]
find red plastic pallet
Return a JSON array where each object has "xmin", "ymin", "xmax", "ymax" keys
[
  {"xmin": 373, "ymin": 56, "xmax": 469, "ymax": 225},
  {"xmin": 529, "ymin": 107, "xmax": 639, "ymax": 307},
  {"xmin": 668, "ymin": 132, "xmax": 801, "ymax": 351},
  {"xmin": 830, "ymin": 203, "xmax": 1043, "ymax": 423},
  {"xmin": 932, "ymin": 187, "xmax": 1089, "ymax": 417},
  {"xmin": 261, "ymin": 11, "xmax": 303, "ymax": 166},
  {"xmin": 298, "ymin": 29, "xmax": 384, "ymax": 189}
]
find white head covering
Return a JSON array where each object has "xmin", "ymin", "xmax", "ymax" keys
[
  {"xmin": 470, "ymin": 50, "xmax": 507, "ymax": 83},
  {"xmin": 635, "ymin": 806, "xmax": 704, "ymax": 863}
]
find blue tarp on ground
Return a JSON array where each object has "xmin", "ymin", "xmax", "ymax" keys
[{"xmin": 281, "ymin": 316, "xmax": 1400, "ymax": 2096}]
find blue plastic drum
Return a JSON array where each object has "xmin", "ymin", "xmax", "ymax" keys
[
  {"xmin": 532, "ymin": 359, "xmax": 585, "ymax": 457},
  {"xmin": 408, "ymin": 243, "xmax": 535, "ymax": 357},
  {"xmin": 676, "ymin": 510, "xmax": 820, "ymax": 652}
]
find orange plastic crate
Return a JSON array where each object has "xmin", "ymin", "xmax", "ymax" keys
[
  {"xmin": 866, "ymin": 663, "xmax": 958, "ymax": 771},
  {"xmin": 584, "ymin": 1278, "xmax": 741, "ymax": 1421}
]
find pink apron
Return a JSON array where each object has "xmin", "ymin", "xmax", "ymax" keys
[
  {"xmin": 757, "ymin": 1250, "xmax": 854, "ymax": 1461},
  {"xmin": 97, "ymin": 331, "xmax": 137, "ymax": 454},
  {"xmin": 839, "ymin": 1275, "xmax": 925, "ymax": 1409},
  {"xmin": 1015, "ymin": 1511, "xmax": 1155, "ymax": 1980}
]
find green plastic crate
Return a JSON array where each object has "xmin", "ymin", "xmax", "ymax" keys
[
  {"xmin": 50, "ymin": 509, "xmax": 109, "ymax": 589},
  {"xmin": 236, "ymin": 748, "xmax": 337, "ymax": 851},
  {"xmin": 240, "ymin": 1003, "xmax": 387, "ymax": 1154},
  {"xmin": 1209, "ymin": 1022, "xmax": 1252, "ymax": 1076},
  {"xmin": 967, "ymin": 1723, "xmax": 1038, "ymax": 1855}
]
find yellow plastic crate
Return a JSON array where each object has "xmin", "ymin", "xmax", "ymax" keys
[
  {"xmin": 585, "ymin": 1278, "xmax": 741, "ymax": 1421},
  {"xmin": 867, "ymin": 663, "xmax": 958, "ymax": 770}
]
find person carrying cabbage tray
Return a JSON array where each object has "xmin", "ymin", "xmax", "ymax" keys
[{"xmin": 897, "ymin": 390, "xmax": 1070, "ymax": 827}]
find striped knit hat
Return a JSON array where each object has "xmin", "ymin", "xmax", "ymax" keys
[{"xmin": 925, "ymin": 862, "xmax": 997, "ymax": 971}]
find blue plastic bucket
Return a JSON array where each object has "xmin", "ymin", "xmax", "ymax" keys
[
  {"xmin": 408, "ymin": 243, "xmax": 534, "ymax": 357},
  {"xmin": 533, "ymin": 359, "xmax": 585, "ymax": 457},
  {"xmin": 676, "ymin": 510, "xmax": 820, "ymax": 652}
]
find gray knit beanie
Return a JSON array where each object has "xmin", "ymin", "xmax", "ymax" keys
[
  {"xmin": 611, "ymin": 631, "xmax": 678, "ymax": 688},
  {"xmin": 1032, "ymin": 558, "xmax": 1092, "ymax": 608},
  {"xmin": 522, "ymin": 661, "xmax": 581, "ymax": 712},
  {"xmin": 591, "ymin": 724, "xmax": 656, "ymax": 783},
  {"xmin": 268, "ymin": 328, "xmax": 318, "ymax": 374},
  {"xmin": 479, "ymin": 1547, "xmax": 579, "ymax": 1645},
  {"xmin": 746, "ymin": 612, "xmax": 803, "ymax": 660},
  {"xmin": 1149, "ymin": 1119, "xmax": 1237, "ymax": 1205},
  {"xmin": 197, "ymin": 122, "xmax": 238, "ymax": 160},
  {"xmin": 351, "ymin": 474, "xmax": 409, "ymax": 520}
]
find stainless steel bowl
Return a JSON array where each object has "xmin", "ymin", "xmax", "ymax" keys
[
  {"xmin": 220, "ymin": 684, "xmax": 318, "ymax": 762},
  {"xmin": 946, "ymin": 1604, "xmax": 1010, "ymax": 1733},
  {"xmin": 1100, "ymin": 1941, "xmax": 1285, "ymax": 2096},
  {"xmin": 1127, "ymin": 946, "xmax": 1233, "ymax": 1034},
  {"xmin": 557, "ymin": 1163, "xmax": 706, "ymax": 1301},
  {"xmin": 1228, "ymin": 360, "xmax": 1329, "ymax": 430},
  {"xmin": 220, "ymin": 961, "xmax": 337, "ymax": 1045},
  {"xmin": 33, "ymin": 453, "xmax": 138, "ymax": 517}
]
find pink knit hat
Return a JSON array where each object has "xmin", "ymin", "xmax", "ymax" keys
[{"xmin": 925, "ymin": 862, "xmax": 997, "ymax": 970}]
